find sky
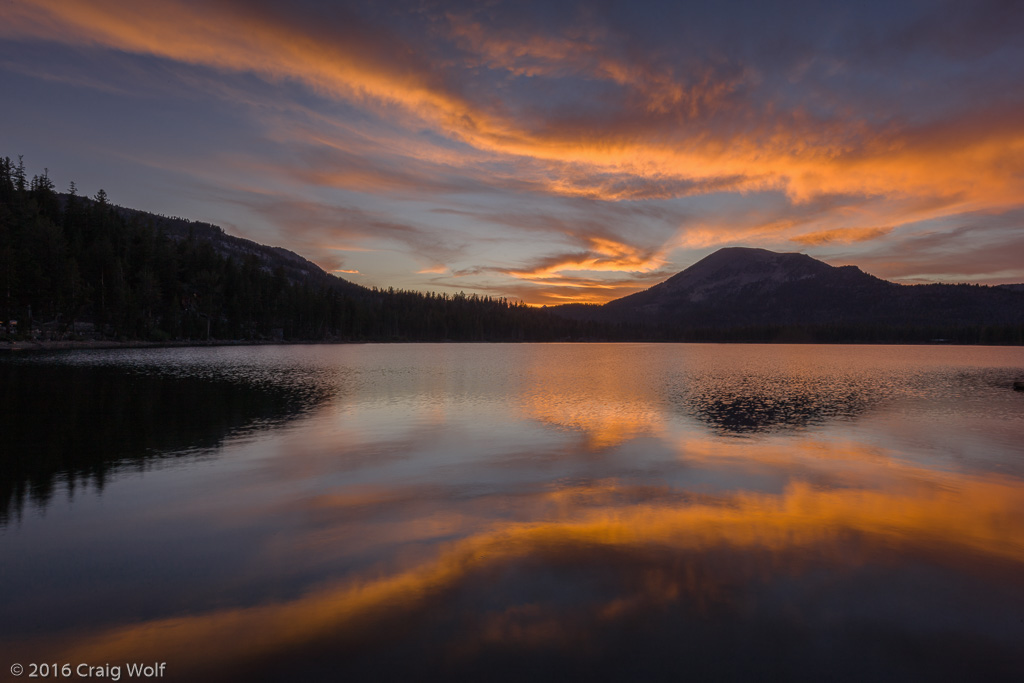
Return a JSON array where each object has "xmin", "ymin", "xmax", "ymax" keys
[{"xmin": 2, "ymin": 0, "xmax": 1023, "ymax": 304}]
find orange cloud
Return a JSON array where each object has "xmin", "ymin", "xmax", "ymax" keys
[
  {"xmin": 450, "ymin": 279, "xmax": 664, "ymax": 306},
  {"xmin": 671, "ymin": 189, "xmax": 975, "ymax": 255},
  {"xmin": 445, "ymin": 13, "xmax": 742, "ymax": 118},
  {"xmin": 790, "ymin": 226, "xmax": 895, "ymax": 246},
  {"xmin": 6, "ymin": 0, "xmax": 1023, "ymax": 215},
  {"xmin": 504, "ymin": 237, "xmax": 668, "ymax": 281}
]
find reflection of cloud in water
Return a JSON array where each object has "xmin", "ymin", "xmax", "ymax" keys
[
  {"xmin": 516, "ymin": 345, "xmax": 668, "ymax": 449},
  {"xmin": 28, "ymin": 468, "xmax": 1024, "ymax": 680},
  {"xmin": 524, "ymin": 395, "xmax": 665, "ymax": 449}
]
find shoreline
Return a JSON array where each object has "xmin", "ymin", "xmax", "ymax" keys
[
  {"xmin": 0, "ymin": 339, "xmax": 293, "ymax": 353},
  {"xmin": 3, "ymin": 338, "xmax": 1022, "ymax": 353}
]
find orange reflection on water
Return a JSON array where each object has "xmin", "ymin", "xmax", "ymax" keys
[
  {"xmin": 526, "ymin": 396, "xmax": 666, "ymax": 449},
  {"xmin": 674, "ymin": 436, "xmax": 924, "ymax": 486},
  {"xmin": 518, "ymin": 345, "xmax": 669, "ymax": 448},
  {"xmin": 30, "ymin": 457, "xmax": 1024, "ymax": 677}
]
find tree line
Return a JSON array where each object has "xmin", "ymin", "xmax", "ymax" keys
[{"xmin": 0, "ymin": 155, "xmax": 623, "ymax": 343}]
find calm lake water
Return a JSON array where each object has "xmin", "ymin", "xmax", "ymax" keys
[{"xmin": 2, "ymin": 343, "xmax": 1024, "ymax": 681}]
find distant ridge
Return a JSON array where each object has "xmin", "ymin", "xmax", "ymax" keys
[
  {"xmin": 107, "ymin": 201, "xmax": 367, "ymax": 295},
  {"xmin": 552, "ymin": 247, "xmax": 1024, "ymax": 340}
]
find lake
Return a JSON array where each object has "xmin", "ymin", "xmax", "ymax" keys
[{"xmin": 2, "ymin": 343, "xmax": 1024, "ymax": 681}]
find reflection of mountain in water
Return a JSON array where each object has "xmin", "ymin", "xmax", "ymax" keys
[
  {"xmin": 0, "ymin": 361, "xmax": 326, "ymax": 522},
  {"xmin": 675, "ymin": 377, "xmax": 877, "ymax": 434}
]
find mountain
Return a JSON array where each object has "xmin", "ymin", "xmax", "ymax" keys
[{"xmin": 552, "ymin": 247, "xmax": 1024, "ymax": 340}]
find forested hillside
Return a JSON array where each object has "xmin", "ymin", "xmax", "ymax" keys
[{"xmin": 0, "ymin": 156, "xmax": 615, "ymax": 343}]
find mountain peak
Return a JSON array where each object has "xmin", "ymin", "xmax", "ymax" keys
[
  {"xmin": 700, "ymin": 245, "xmax": 797, "ymax": 259},
  {"xmin": 684, "ymin": 246, "xmax": 824, "ymax": 270},
  {"xmin": 655, "ymin": 246, "xmax": 832, "ymax": 301},
  {"xmin": 596, "ymin": 246, "xmax": 897, "ymax": 325}
]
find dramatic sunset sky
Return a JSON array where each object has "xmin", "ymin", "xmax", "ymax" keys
[{"xmin": 2, "ymin": 0, "xmax": 1023, "ymax": 304}]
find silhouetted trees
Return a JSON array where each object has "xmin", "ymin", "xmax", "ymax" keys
[{"xmin": 0, "ymin": 155, "xmax": 620, "ymax": 343}]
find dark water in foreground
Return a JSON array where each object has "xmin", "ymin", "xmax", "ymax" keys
[{"xmin": 2, "ymin": 344, "xmax": 1023, "ymax": 681}]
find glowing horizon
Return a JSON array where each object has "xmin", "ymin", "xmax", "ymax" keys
[{"xmin": 2, "ymin": 0, "xmax": 1022, "ymax": 305}]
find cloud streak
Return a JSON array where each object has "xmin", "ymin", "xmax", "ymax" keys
[{"xmin": 7, "ymin": 0, "xmax": 1023, "ymax": 206}]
